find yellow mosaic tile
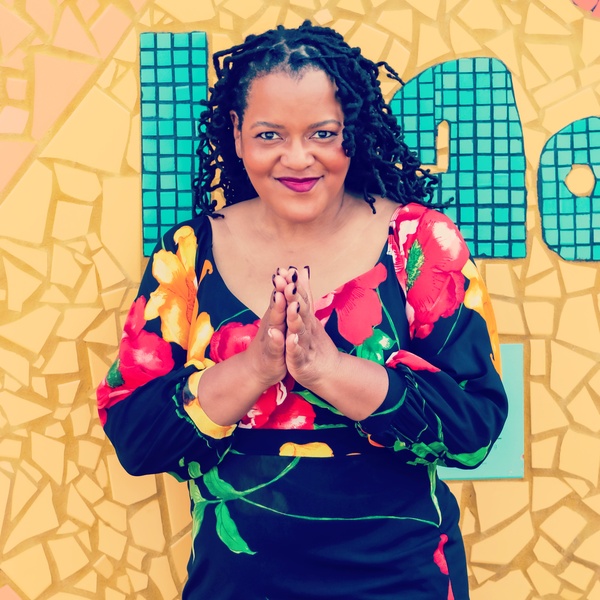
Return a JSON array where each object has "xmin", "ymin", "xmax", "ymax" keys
[
  {"xmin": 161, "ymin": 473, "xmax": 192, "ymax": 537},
  {"xmin": 470, "ymin": 512, "xmax": 534, "ymax": 563},
  {"xmin": 106, "ymin": 454, "xmax": 157, "ymax": 505},
  {"xmin": 523, "ymin": 301, "xmax": 555, "ymax": 335},
  {"xmin": 531, "ymin": 435, "xmax": 558, "ymax": 469},
  {"xmin": 549, "ymin": 341, "xmax": 596, "ymax": 399},
  {"xmin": 559, "ymin": 561, "xmax": 596, "ymax": 591},
  {"xmin": 48, "ymin": 537, "xmax": 90, "ymax": 580},
  {"xmin": 473, "ymin": 480, "xmax": 529, "ymax": 530},
  {"xmin": 543, "ymin": 88, "xmax": 600, "ymax": 134},
  {"xmin": 533, "ymin": 535, "xmax": 563, "ymax": 566},
  {"xmin": 416, "ymin": 23, "xmax": 451, "ymax": 67},
  {"xmin": 154, "ymin": 0, "xmax": 216, "ymax": 22},
  {"xmin": 1, "ymin": 545, "xmax": 52, "ymax": 599},
  {"xmin": 130, "ymin": 500, "xmax": 166, "ymax": 552},
  {"xmin": 581, "ymin": 17, "xmax": 600, "ymax": 64},
  {"xmin": 527, "ymin": 562, "xmax": 561, "ymax": 596},
  {"xmin": 531, "ymin": 476, "xmax": 572, "ymax": 511},
  {"xmin": 470, "ymin": 569, "xmax": 532, "ymax": 600},
  {"xmin": 540, "ymin": 505, "xmax": 587, "ymax": 549},
  {"xmin": 149, "ymin": 555, "xmax": 179, "ymax": 600},
  {"xmin": 98, "ymin": 521, "xmax": 128, "ymax": 561},
  {"xmin": 377, "ymin": 9, "xmax": 413, "ymax": 42},
  {"xmin": 560, "ymin": 429, "xmax": 600, "ymax": 485},
  {"xmin": 457, "ymin": 0, "xmax": 505, "ymax": 31}
]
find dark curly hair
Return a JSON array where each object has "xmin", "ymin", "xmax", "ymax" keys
[{"xmin": 193, "ymin": 20, "xmax": 438, "ymax": 216}]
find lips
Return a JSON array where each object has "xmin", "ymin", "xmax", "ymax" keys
[{"xmin": 277, "ymin": 177, "xmax": 320, "ymax": 193}]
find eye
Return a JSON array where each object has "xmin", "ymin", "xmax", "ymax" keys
[
  {"xmin": 257, "ymin": 131, "xmax": 281, "ymax": 141},
  {"xmin": 312, "ymin": 130, "xmax": 337, "ymax": 140}
]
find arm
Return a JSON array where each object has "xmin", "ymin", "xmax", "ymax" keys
[{"xmin": 97, "ymin": 220, "xmax": 237, "ymax": 479}]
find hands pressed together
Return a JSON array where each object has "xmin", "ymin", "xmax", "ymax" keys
[{"xmin": 249, "ymin": 266, "xmax": 341, "ymax": 393}]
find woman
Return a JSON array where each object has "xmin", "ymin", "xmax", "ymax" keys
[{"xmin": 98, "ymin": 21, "xmax": 508, "ymax": 599}]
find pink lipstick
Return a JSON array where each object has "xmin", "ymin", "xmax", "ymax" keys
[{"xmin": 277, "ymin": 177, "xmax": 320, "ymax": 193}]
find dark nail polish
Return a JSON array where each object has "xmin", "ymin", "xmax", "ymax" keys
[
  {"xmin": 304, "ymin": 265, "xmax": 310, "ymax": 278},
  {"xmin": 272, "ymin": 274, "xmax": 276, "ymax": 286},
  {"xmin": 288, "ymin": 265, "xmax": 297, "ymax": 270},
  {"xmin": 276, "ymin": 267, "xmax": 280, "ymax": 275},
  {"xmin": 292, "ymin": 286, "xmax": 296, "ymax": 295},
  {"xmin": 291, "ymin": 271, "xmax": 298, "ymax": 283},
  {"xmin": 296, "ymin": 304, "xmax": 300, "ymax": 313}
]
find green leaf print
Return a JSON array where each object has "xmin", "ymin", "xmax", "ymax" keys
[
  {"xmin": 446, "ymin": 443, "xmax": 490, "ymax": 467},
  {"xmin": 215, "ymin": 502, "xmax": 256, "ymax": 555},
  {"xmin": 406, "ymin": 240, "xmax": 425, "ymax": 291},
  {"xmin": 297, "ymin": 390, "xmax": 343, "ymax": 415},
  {"xmin": 189, "ymin": 479, "xmax": 204, "ymax": 504},
  {"xmin": 105, "ymin": 359, "xmax": 124, "ymax": 387},
  {"xmin": 356, "ymin": 329, "xmax": 395, "ymax": 364},
  {"xmin": 188, "ymin": 461, "xmax": 202, "ymax": 479},
  {"xmin": 191, "ymin": 498, "xmax": 208, "ymax": 559},
  {"xmin": 204, "ymin": 466, "xmax": 244, "ymax": 500}
]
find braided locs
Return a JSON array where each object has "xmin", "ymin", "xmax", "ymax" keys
[{"xmin": 193, "ymin": 20, "xmax": 438, "ymax": 216}]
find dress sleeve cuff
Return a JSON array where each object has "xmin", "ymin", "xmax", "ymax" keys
[{"xmin": 357, "ymin": 366, "xmax": 408, "ymax": 436}]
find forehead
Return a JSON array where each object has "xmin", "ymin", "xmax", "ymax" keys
[{"xmin": 244, "ymin": 69, "xmax": 344, "ymax": 122}]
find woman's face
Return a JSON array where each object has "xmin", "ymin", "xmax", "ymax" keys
[{"xmin": 231, "ymin": 68, "xmax": 351, "ymax": 224}]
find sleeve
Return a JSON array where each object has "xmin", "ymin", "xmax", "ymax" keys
[
  {"xmin": 356, "ymin": 204, "xmax": 509, "ymax": 470},
  {"xmin": 96, "ymin": 219, "xmax": 237, "ymax": 480}
]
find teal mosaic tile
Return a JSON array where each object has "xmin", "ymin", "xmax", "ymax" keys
[
  {"xmin": 391, "ymin": 58, "xmax": 527, "ymax": 258},
  {"xmin": 538, "ymin": 116, "xmax": 600, "ymax": 261},
  {"xmin": 140, "ymin": 31, "xmax": 208, "ymax": 256}
]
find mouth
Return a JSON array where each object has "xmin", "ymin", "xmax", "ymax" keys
[{"xmin": 277, "ymin": 177, "xmax": 321, "ymax": 193}]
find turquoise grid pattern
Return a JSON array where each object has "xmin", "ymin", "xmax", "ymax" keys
[
  {"xmin": 538, "ymin": 117, "xmax": 600, "ymax": 261},
  {"xmin": 390, "ymin": 58, "xmax": 527, "ymax": 259},
  {"xmin": 140, "ymin": 31, "xmax": 208, "ymax": 256}
]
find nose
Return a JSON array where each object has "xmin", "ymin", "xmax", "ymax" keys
[{"xmin": 280, "ymin": 138, "xmax": 315, "ymax": 170}]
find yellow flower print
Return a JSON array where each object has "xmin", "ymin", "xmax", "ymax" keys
[
  {"xmin": 187, "ymin": 310, "xmax": 214, "ymax": 367},
  {"xmin": 279, "ymin": 442, "xmax": 334, "ymax": 457},
  {"xmin": 462, "ymin": 260, "xmax": 502, "ymax": 376},
  {"xmin": 183, "ymin": 370, "xmax": 236, "ymax": 439}
]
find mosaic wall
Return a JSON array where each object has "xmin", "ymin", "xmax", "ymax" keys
[{"xmin": 1, "ymin": 0, "xmax": 600, "ymax": 598}]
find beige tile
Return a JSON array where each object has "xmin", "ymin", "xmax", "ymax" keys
[
  {"xmin": 3, "ymin": 258, "xmax": 42, "ymax": 311},
  {"xmin": 448, "ymin": 18, "xmax": 481, "ymax": 54},
  {"xmin": 565, "ymin": 476, "xmax": 592, "ymax": 496},
  {"xmin": 75, "ymin": 268, "xmax": 100, "ymax": 304},
  {"xmin": 559, "ymin": 561, "xmax": 595, "ymax": 590},
  {"xmin": 106, "ymin": 454, "xmax": 157, "ymax": 505},
  {"xmin": 532, "ymin": 476, "xmax": 572, "ymax": 511},
  {"xmin": 581, "ymin": 17, "xmax": 600, "ymax": 64},
  {"xmin": 527, "ymin": 562, "xmax": 561, "ymax": 596},
  {"xmin": 149, "ymin": 555, "xmax": 179, "ymax": 600},
  {"xmin": 0, "ymin": 347, "xmax": 30, "ymax": 387},
  {"xmin": 92, "ymin": 248, "xmax": 127, "ymax": 289},
  {"xmin": 0, "ymin": 306, "xmax": 60, "ymax": 354},
  {"xmin": 550, "ymin": 341, "xmax": 596, "ymax": 400},
  {"xmin": 531, "ymin": 436, "xmax": 558, "ymax": 469},
  {"xmin": 533, "ymin": 535, "xmax": 564, "ymax": 566},
  {"xmin": 155, "ymin": 0, "xmax": 216, "ymax": 20},
  {"xmin": 526, "ymin": 41, "xmax": 574, "ymax": 81},
  {"xmin": 54, "ymin": 163, "xmax": 102, "ymax": 203},
  {"xmin": 404, "ymin": 0, "xmax": 439, "ymax": 19},
  {"xmin": 568, "ymin": 387, "xmax": 600, "ymax": 433},
  {"xmin": 525, "ymin": 270, "xmax": 562, "ymax": 298},
  {"xmin": 70, "ymin": 404, "xmax": 92, "ymax": 437},
  {"xmin": 52, "ymin": 202, "xmax": 94, "ymax": 242},
  {"xmin": 45, "ymin": 422, "xmax": 66, "ymax": 439},
  {"xmin": 540, "ymin": 505, "xmax": 587, "ymax": 549},
  {"xmin": 559, "ymin": 429, "xmax": 600, "ymax": 485},
  {"xmin": 9, "ymin": 469, "xmax": 36, "ymax": 520},
  {"xmin": 31, "ymin": 433, "xmax": 64, "ymax": 484},
  {"xmin": 574, "ymin": 529, "xmax": 600, "ymax": 564},
  {"xmin": 336, "ymin": 0, "xmax": 365, "ymax": 15},
  {"xmin": 54, "ymin": 6, "xmax": 99, "ymax": 56},
  {"xmin": 558, "ymin": 260, "xmax": 598, "ymax": 293},
  {"xmin": 89, "ymin": 4, "xmax": 131, "ymax": 59},
  {"xmin": 556, "ymin": 295, "xmax": 600, "ymax": 354},
  {"xmin": 525, "ymin": 3, "xmax": 572, "ymax": 35},
  {"xmin": 116, "ymin": 574, "xmax": 132, "ymax": 594},
  {"xmin": 75, "ymin": 570, "xmax": 98, "ymax": 593},
  {"xmin": 0, "ymin": 438, "xmax": 24, "ymax": 459},
  {"xmin": 521, "ymin": 55, "xmax": 548, "ymax": 89},
  {"xmin": 111, "ymin": 69, "xmax": 138, "ymax": 111},
  {"xmin": 100, "ymin": 177, "xmax": 142, "ymax": 283},
  {"xmin": 525, "ymin": 237, "xmax": 556, "ymax": 279},
  {"xmin": 0, "ymin": 545, "xmax": 52, "ymax": 598},
  {"xmin": 471, "ymin": 565, "xmax": 495, "ymax": 585},
  {"xmin": 589, "ymin": 581, "xmax": 600, "ymax": 600},
  {"xmin": 50, "ymin": 245, "xmax": 83, "ymax": 288},
  {"xmin": 75, "ymin": 474, "xmax": 104, "ymax": 504},
  {"xmin": 523, "ymin": 301, "xmax": 555, "ymax": 336},
  {"xmin": 126, "ymin": 545, "xmax": 146, "ymax": 570},
  {"xmin": 377, "ymin": 9, "xmax": 413, "ymax": 41},
  {"xmin": 564, "ymin": 163, "xmax": 596, "ymax": 196},
  {"xmin": 170, "ymin": 534, "xmax": 192, "ymax": 585},
  {"xmin": 48, "ymin": 536, "xmax": 89, "ymax": 580},
  {"xmin": 162, "ymin": 473, "xmax": 192, "ymax": 537},
  {"xmin": 490, "ymin": 299, "xmax": 525, "ymax": 335},
  {"xmin": 42, "ymin": 341, "xmax": 80, "ymax": 375},
  {"xmin": 470, "ymin": 511, "xmax": 534, "ymax": 563},
  {"xmin": 416, "ymin": 23, "xmax": 451, "ymax": 68},
  {"xmin": 4, "ymin": 483, "xmax": 59, "ymax": 553},
  {"xmin": 0, "ymin": 239, "xmax": 48, "ymax": 276},
  {"xmin": 458, "ymin": 0, "xmax": 504, "ymax": 30},
  {"xmin": 583, "ymin": 493, "xmax": 600, "ymax": 516},
  {"xmin": 0, "ymin": 391, "xmax": 51, "ymax": 428},
  {"xmin": 289, "ymin": 0, "xmax": 317, "ymax": 9},
  {"xmin": 78, "ymin": 440, "xmax": 101, "ymax": 470},
  {"xmin": 222, "ymin": 0, "xmax": 263, "ymax": 19},
  {"xmin": 98, "ymin": 520, "xmax": 128, "ymax": 560},
  {"xmin": 94, "ymin": 499, "xmax": 127, "ymax": 532},
  {"xmin": 58, "ymin": 381, "xmax": 80, "ymax": 406},
  {"xmin": 127, "ymin": 568, "xmax": 149, "ymax": 593},
  {"xmin": 530, "ymin": 381, "xmax": 568, "ymax": 435},
  {"xmin": 67, "ymin": 484, "xmax": 95, "ymax": 526},
  {"xmin": 484, "ymin": 30, "xmax": 521, "ymax": 76},
  {"xmin": 56, "ymin": 307, "xmax": 102, "ymax": 340},
  {"xmin": 534, "ymin": 75, "xmax": 578, "ymax": 109},
  {"xmin": 93, "ymin": 554, "xmax": 115, "ymax": 578},
  {"xmin": 130, "ymin": 500, "xmax": 166, "ymax": 552},
  {"xmin": 0, "ymin": 161, "xmax": 52, "ymax": 244},
  {"xmin": 543, "ymin": 88, "xmax": 600, "ymax": 136},
  {"xmin": 83, "ymin": 312, "xmax": 118, "ymax": 345},
  {"xmin": 470, "ymin": 570, "xmax": 532, "ymax": 600},
  {"xmin": 485, "ymin": 264, "xmax": 515, "ymax": 297},
  {"xmin": 473, "ymin": 480, "xmax": 529, "ymax": 530},
  {"xmin": 41, "ymin": 87, "xmax": 130, "ymax": 172},
  {"xmin": 6, "ymin": 76, "xmax": 27, "ymax": 100}
]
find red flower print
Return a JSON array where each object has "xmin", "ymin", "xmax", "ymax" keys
[
  {"xmin": 209, "ymin": 320, "xmax": 260, "ymax": 362},
  {"xmin": 433, "ymin": 534, "xmax": 455, "ymax": 600},
  {"xmin": 386, "ymin": 350, "xmax": 440, "ymax": 372},
  {"xmin": 209, "ymin": 322, "xmax": 315, "ymax": 430},
  {"xmin": 240, "ymin": 374, "xmax": 315, "ymax": 430},
  {"xmin": 389, "ymin": 204, "xmax": 469, "ymax": 340},
  {"xmin": 314, "ymin": 262, "xmax": 388, "ymax": 346},
  {"xmin": 97, "ymin": 297, "xmax": 175, "ymax": 425}
]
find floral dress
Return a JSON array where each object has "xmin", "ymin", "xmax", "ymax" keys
[{"xmin": 97, "ymin": 203, "xmax": 508, "ymax": 600}]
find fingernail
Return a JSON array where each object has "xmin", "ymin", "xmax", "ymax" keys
[
  {"xmin": 288, "ymin": 265, "xmax": 297, "ymax": 270},
  {"xmin": 304, "ymin": 265, "xmax": 311, "ymax": 278},
  {"xmin": 272, "ymin": 290, "xmax": 277, "ymax": 301},
  {"xmin": 272, "ymin": 274, "xmax": 276, "ymax": 286},
  {"xmin": 268, "ymin": 328, "xmax": 273, "ymax": 338},
  {"xmin": 292, "ymin": 286, "xmax": 296, "ymax": 295},
  {"xmin": 296, "ymin": 304, "xmax": 300, "ymax": 313},
  {"xmin": 291, "ymin": 271, "xmax": 298, "ymax": 283},
  {"xmin": 276, "ymin": 267, "xmax": 280, "ymax": 275}
]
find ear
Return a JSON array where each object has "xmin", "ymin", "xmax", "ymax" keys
[{"xmin": 230, "ymin": 110, "xmax": 242, "ymax": 158}]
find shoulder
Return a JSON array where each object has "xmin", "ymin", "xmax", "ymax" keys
[{"xmin": 159, "ymin": 215, "xmax": 213, "ymax": 253}]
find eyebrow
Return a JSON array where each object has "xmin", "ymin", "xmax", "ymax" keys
[{"xmin": 249, "ymin": 119, "xmax": 343, "ymax": 130}]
